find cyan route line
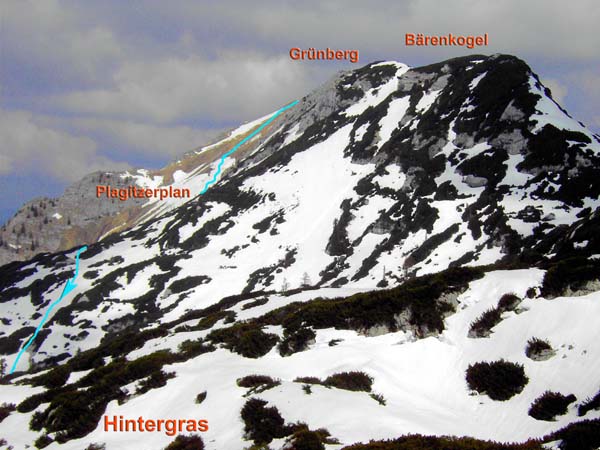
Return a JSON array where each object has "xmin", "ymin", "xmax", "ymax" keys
[
  {"xmin": 200, "ymin": 100, "xmax": 299, "ymax": 195},
  {"xmin": 10, "ymin": 245, "xmax": 88, "ymax": 374}
]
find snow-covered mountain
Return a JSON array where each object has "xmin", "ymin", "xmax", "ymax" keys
[{"xmin": 1, "ymin": 54, "xmax": 599, "ymax": 450}]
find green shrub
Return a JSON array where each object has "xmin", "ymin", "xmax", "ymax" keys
[
  {"xmin": 236, "ymin": 329, "xmax": 278, "ymax": 358},
  {"xmin": 466, "ymin": 360, "xmax": 528, "ymax": 400},
  {"xmin": 164, "ymin": 434, "xmax": 205, "ymax": 450},
  {"xmin": 242, "ymin": 297, "xmax": 269, "ymax": 310},
  {"xmin": 578, "ymin": 389, "xmax": 600, "ymax": 417},
  {"xmin": 0, "ymin": 402, "xmax": 15, "ymax": 423},
  {"xmin": 541, "ymin": 257, "xmax": 600, "ymax": 298},
  {"xmin": 30, "ymin": 410, "xmax": 45, "ymax": 431},
  {"xmin": 370, "ymin": 393, "xmax": 386, "ymax": 405},
  {"xmin": 526, "ymin": 287, "xmax": 537, "ymax": 299},
  {"xmin": 168, "ymin": 276, "xmax": 211, "ymax": 294},
  {"xmin": 78, "ymin": 351, "xmax": 179, "ymax": 388},
  {"xmin": 294, "ymin": 376, "xmax": 322, "ymax": 385},
  {"xmin": 208, "ymin": 323, "xmax": 278, "ymax": 358},
  {"xmin": 23, "ymin": 350, "xmax": 182, "ymax": 442},
  {"xmin": 34, "ymin": 434, "xmax": 53, "ymax": 449},
  {"xmin": 66, "ymin": 327, "xmax": 169, "ymax": 373},
  {"xmin": 178, "ymin": 339, "xmax": 215, "ymax": 359},
  {"xmin": 240, "ymin": 398, "xmax": 288, "ymax": 444},
  {"xmin": 42, "ymin": 388, "xmax": 108, "ymax": 439},
  {"xmin": 497, "ymin": 293, "xmax": 520, "ymax": 310},
  {"xmin": 525, "ymin": 338, "xmax": 554, "ymax": 360},
  {"xmin": 18, "ymin": 390, "xmax": 57, "ymax": 413},
  {"xmin": 195, "ymin": 391, "xmax": 207, "ymax": 404},
  {"xmin": 468, "ymin": 308, "xmax": 502, "ymax": 337},
  {"xmin": 279, "ymin": 327, "xmax": 316, "ymax": 356},
  {"xmin": 323, "ymin": 371, "xmax": 373, "ymax": 392},
  {"xmin": 548, "ymin": 418, "xmax": 600, "ymax": 450},
  {"xmin": 288, "ymin": 429, "xmax": 325, "ymax": 450},
  {"xmin": 340, "ymin": 434, "xmax": 543, "ymax": 449},
  {"xmin": 192, "ymin": 311, "xmax": 235, "ymax": 331},
  {"xmin": 262, "ymin": 266, "xmax": 484, "ymax": 338},
  {"xmin": 529, "ymin": 391, "xmax": 576, "ymax": 421},
  {"xmin": 136, "ymin": 370, "xmax": 176, "ymax": 395},
  {"xmin": 28, "ymin": 364, "xmax": 71, "ymax": 388},
  {"xmin": 237, "ymin": 375, "xmax": 280, "ymax": 389},
  {"xmin": 237, "ymin": 375, "xmax": 280, "ymax": 396}
]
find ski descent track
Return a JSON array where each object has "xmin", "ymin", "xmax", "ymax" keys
[
  {"xmin": 10, "ymin": 245, "xmax": 87, "ymax": 374},
  {"xmin": 200, "ymin": 100, "xmax": 299, "ymax": 195},
  {"xmin": 9, "ymin": 102, "xmax": 299, "ymax": 374}
]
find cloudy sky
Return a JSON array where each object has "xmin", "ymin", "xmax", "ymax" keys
[{"xmin": 1, "ymin": 0, "xmax": 599, "ymax": 223}]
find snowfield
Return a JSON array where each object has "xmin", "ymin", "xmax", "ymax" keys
[{"xmin": 2, "ymin": 269, "xmax": 599, "ymax": 450}]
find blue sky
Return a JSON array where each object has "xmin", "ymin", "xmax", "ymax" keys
[{"xmin": 1, "ymin": 0, "xmax": 599, "ymax": 224}]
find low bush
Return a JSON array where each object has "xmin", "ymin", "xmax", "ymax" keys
[
  {"xmin": 208, "ymin": 323, "xmax": 278, "ymax": 358},
  {"xmin": 34, "ymin": 434, "xmax": 53, "ymax": 449},
  {"xmin": 370, "ymin": 393, "xmax": 386, "ymax": 405},
  {"xmin": 167, "ymin": 276, "xmax": 211, "ymax": 294},
  {"xmin": 468, "ymin": 308, "xmax": 502, "ymax": 338},
  {"xmin": 525, "ymin": 337, "xmax": 554, "ymax": 360},
  {"xmin": 164, "ymin": 434, "xmax": 205, "ymax": 450},
  {"xmin": 135, "ymin": 370, "xmax": 176, "ymax": 395},
  {"xmin": 497, "ymin": 293, "xmax": 520, "ymax": 310},
  {"xmin": 195, "ymin": 391, "xmax": 207, "ymax": 404},
  {"xmin": 541, "ymin": 257, "xmax": 600, "ymax": 298},
  {"xmin": 28, "ymin": 364, "xmax": 70, "ymax": 388},
  {"xmin": 178, "ymin": 339, "xmax": 215, "ymax": 359},
  {"xmin": 242, "ymin": 297, "xmax": 269, "ymax": 310},
  {"xmin": 466, "ymin": 360, "xmax": 528, "ymax": 400},
  {"xmin": 85, "ymin": 444, "xmax": 106, "ymax": 450},
  {"xmin": 262, "ymin": 266, "xmax": 484, "ymax": 338},
  {"xmin": 194, "ymin": 311, "xmax": 235, "ymax": 331},
  {"xmin": 18, "ymin": 390, "xmax": 59, "ymax": 413},
  {"xmin": 240, "ymin": 398, "xmax": 289, "ymax": 444},
  {"xmin": 67, "ymin": 327, "xmax": 169, "ymax": 372},
  {"xmin": 278, "ymin": 327, "xmax": 316, "ymax": 356},
  {"xmin": 340, "ymin": 434, "xmax": 543, "ymax": 449},
  {"xmin": 287, "ymin": 429, "xmax": 325, "ymax": 450},
  {"xmin": 529, "ymin": 391, "xmax": 576, "ymax": 421},
  {"xmin": 237, "ymin": 375, "xmax": 280, "ymax": 396},
  {"xmin": 0, "ymin": 402, "xmax": 15, "ymax": 423},
  {"xmin": 548, "ymin": 418, "xmax": 600, "ymax": 450},
  {"xmin": 30, "ymin": 410, "xmax": 45, "ymax": 431},
  {"xmin": 21, "ymin": 350, "xmax": 184, "ymax": 442},
  {"xmin": 237, "ymin": 375, "xmax": 279, "ymax": 389},
  {"xmin": 294, "ymin": 376, "xmax": 322, "ymax": 385},
  {"xmin": 578, "ymin": 389, "xmax": 600, "ymax": 417},
  {"xmin": 323, "ymin": 371, "xmax": 373, "ymax": 392}
]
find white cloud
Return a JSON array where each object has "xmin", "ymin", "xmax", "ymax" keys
[
  {"xmin": 54, "ymin": 117, "xmax": 225, "ymax": 158},
  {"xmin": 161, "ymin": 0, "xmax": 600, "ymax": 61},
  {"xmin": 542, "ymin": 78, "xmax": 568, "ymax": 104},
  {"xmin": 1, "ymin": 0, "xmax": 123, "ymax": 84},
  {"xmin": 56, "ymin": 52, "xmax": 323, "ymax": 123},
  {"xmin": 572, "ymin": 70, "xmax": 600, "ymax": 98},
  {"xmin": 0, "ymin": 109, "xmax": 130, "ymax": 182}
]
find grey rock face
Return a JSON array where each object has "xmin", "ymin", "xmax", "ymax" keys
[{"xmin": 0, "ymin": 171, "xmax": 143, "ymax": 266}]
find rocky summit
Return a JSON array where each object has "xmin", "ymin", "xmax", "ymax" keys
[{"xmin": 1, "ymin": 55, "xmax": 599, "ymax": 450}]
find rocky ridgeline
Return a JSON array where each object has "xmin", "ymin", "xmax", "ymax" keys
[{"xmin": 0, "ymin": 172, "xmax": 146, "ymax": 266}]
